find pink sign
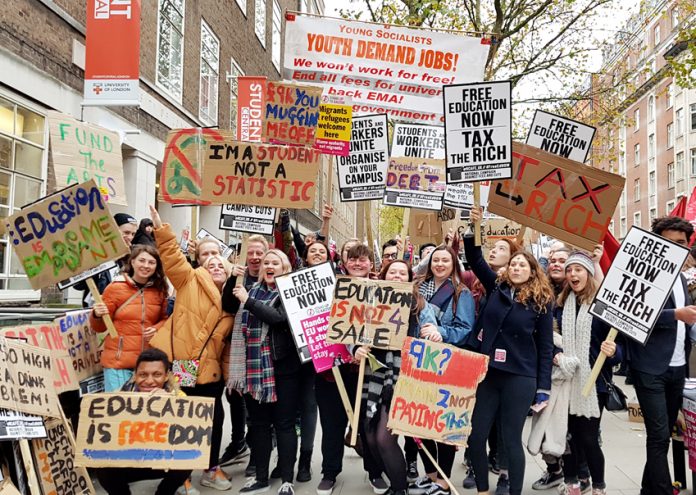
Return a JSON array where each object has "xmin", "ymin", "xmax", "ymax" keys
[
  {"xmin": 683, "ymin": 397, "xmax": 696, "ymax": 471},
  {"xmin": 301, "ymin": 312, "xmax": 351, "ymax": 373}
]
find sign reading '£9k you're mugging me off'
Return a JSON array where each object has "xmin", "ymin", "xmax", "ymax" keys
[{"xmin": 589, "ymin": 226, "xmax": 689, "ymax": 345}]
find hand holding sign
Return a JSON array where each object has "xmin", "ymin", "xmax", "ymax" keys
[{"xmin": 149, "ymin": 205, "xmax": 163, "ymax": 229}]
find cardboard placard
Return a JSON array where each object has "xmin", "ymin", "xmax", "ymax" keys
[
  {"xmin": 444, "ymin": 81, "xmax": 512, "ymax": 182},
  {"xmin": 391, "ymin": 123, "xmax": 445, "ymax": 159},
  {"xmin": 336, "ymin": 114, "xmax": 389, "ymax": 202},
  {"xmin": 407, "ymin": 208, "xmax": 460, "ymax": 246},
  {"xmin": 47, "ymin": 112, "xmax": 127, "ymax": 205},
  {"xmin": 75, "ymin": 393, "xmax": 215, "ymax": 469},
  {"xmin": 326, "ymin": 277, "xmax": 412, "ymax": 350},
  {"xmin": 0, "ymin": 338, "xmax": 61, "ymax": 418},
  {"xmin": 0, "ymin": 409, "xmax": 45, "ymax": 440},
  {"xmin": 628, "ymin": 401, "xmax": 644, "ymax": 424},
  {"xmin": 219, "ymin": 204, "xmax": 276, "ymax": 235},
  {"xmin": 0, "ymin": 323, "xmax": 79, "ymax": 394},
  {"xmin": 589, "ymin": 226, "xmax": 689, "ymax": 344},
  {"xmin": 487, "ymin": 142, "xmax": 625, "ymax": 251},
  {"xmin": 388, "ymin": 338, "xmax": 489, "ymax": 446},
  {"xmin": 32, "ymin": 418, "xmax": 93, "ymax": 495},
  {"xmin": 443, "ymin": 181, "xmax": 490, "ymax": 210},
  {"xmin": 55, "ymin": 310, "xmax": 103, "ymax": 383},
  {"xmin": 263, "ymin": 81, "xmax": 322, "ymax": 146},
  {"xmin": 4, "ymin": 179, "xmax": 129, "ymax": 290},
  {"xmin": 275, "ymin": 263, "xmax": 352, "ymax": 372},
  {"xmin": 526, "ymin": 110, "xmax": 596, "ymax": 163},
  {"xmin": 237, "ymin": 76, "xmax": 266, "ymax": 142},
  {"xmin": 383, "ymin": 157, "xmax": 446, "ymax": 211},
  {"xmin": 315, "ymin": 95, "xmax": 352, "ymax": 156}
]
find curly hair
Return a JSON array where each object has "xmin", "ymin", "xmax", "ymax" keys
[{"xmin": 498, "ymin": 251, "xmax": 554, "ymax": 313}]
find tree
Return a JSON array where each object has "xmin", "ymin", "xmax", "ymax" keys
[{"xmin": 378, "ymin": 204, "xmax": 404, "ymax": 244}]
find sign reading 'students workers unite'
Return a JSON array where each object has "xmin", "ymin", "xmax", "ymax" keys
[
  {"xmin": 589, "ymin": 226, "xmax": 689, "ymax": 345},
  {"xmin": 443, "ymin": 81, "xmax": 512, "ymax": 182},
  {"xmin": 283, "ymin": 15, "xmax": 489, "ymax": 124},
  {"xmin": 526, "ymin": 110, "xmax": 596, "ymax": 163},
  {"xmin": 487, "ymin": 142, "xmax": 624, "ymax": 251}
]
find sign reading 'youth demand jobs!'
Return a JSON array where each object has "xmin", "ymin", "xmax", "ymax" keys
[{"xmin": 589, "ymin": 226, "xmax": 689, "ymax": 344}]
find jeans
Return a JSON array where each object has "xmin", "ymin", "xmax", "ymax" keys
[
  {"xmin": 299, "ymin": 363, "xmax": 318, "ymax": 453},
  {"xmin": 181, "ymin": 380, "xmax": 225, "ymax": 469},
  {"xmin": 563, "ymin": 393, "xmax": 607, "ymax": 489},
  {"xmin": 632, "ymin": 365, "xmax": 686, "ymax": 495},
  {"xmin": 96, "ymin": 467, "xmax": 191, "ymax": 495}
]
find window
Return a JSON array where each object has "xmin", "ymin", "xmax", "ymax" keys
[
  {"xmin": 620, "ymin": 217, "xmax": 627, "ymax": 237},
  {"xmin": 228, "ymin": 57, "xmax": 244, "ymax": 137},
  {"xmin": 634, "ymin": 109, "xmax": 640, "ymax": 131},
  {"xmin": 650, "ymin": 207, "xmax": 657, "ymax": 222},
  {"xmin": 667, "ymin": 200, "xmax": 675, "ymax": 214},
  {"xmin": 676, "ymin": 108, "xmax": 684, "ymax": 136},
  {"xmin": 634, "ymin": 212, "xmax": 641, "ymax": 229},
  {"xmin": 634, "ymin": 143, "xmax": 640, "ymax": 166},
  {"xmin": 156, "ymin": 0, "xmax": 185, "ymax": 101},
  {"xmin": 648, "ymin": 96, "xmax": 655, "ymax": 122},
  {"xmin": 672, "ymin": 8, "xmax": 679, "ymax": 28},
  {"xmin": 609, "ymin": 220, "xmax": 615, "ymax": 236},
  {"xmin": 667, "ymin": 84, "xmax": 674, "ymax": 108},
  {"xmin": 668, "ymin": 162, "xmax": 675, "ymax": 188},
  {"xmin": 255, "ymin": 0, "xmax": 266, "ymax": 46},
  {"xmin": 199, "ymin": 21, "xmax": 220, "ymax": 125},
  {"xmin": 690, "ymin": 104, "xmax": 696, "ymax": 132},
  {"xmin": 649, "ymin": 170, "xmax": 656, "ymax": 196},
  {"xmin": 634, "ymin": 178, "xmax": 640, "ymax": 201},
  {"xmin": 0, "ymin": 96, "xmax": 46, "ymax": 294},
  {"xmin": 691, "ymin": 148, "xmax": 696, "ymax": 177},
  {"xmin": 677, "ymin": 151, "xmax": 684, "ymax": 178},
  {"xmin": 648, "ymin": 133, "xmax": 655, "ymax": 158},
  {"xmin": 271, "ymin": 0, "xmax": 281, "ymax": 70},
  {"xmin": 654, "ymin": 24, "xmax": 661, "ymax": 46},
  {"xmin": 235, "ymin": 0, "xmax": 246, "ymax": 15},
  {"xmin": 667, "ymin": 123, "xmax": 674, "ymax": 148}
]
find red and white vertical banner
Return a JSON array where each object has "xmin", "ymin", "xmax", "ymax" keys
[
  {"xmin": 237, "ymin": 76, "xmax": 267, "ymax": 142},
  {"xmin": 84, "ymin": 0, "xmax": 141, "ymax": 106}
]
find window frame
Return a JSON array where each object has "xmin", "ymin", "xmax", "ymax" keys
[
  {"xmin": 271, "ymin": 0, "xmax": 282, "ymax": 70},
  {"xmin": 155, "ymin": 0, "xmax": 186, "ymax": 102},
  {"xmin": 255, "ymin": 0, "xmax": 267, "ymax": 47},
  {"xmin": 198, "ymin": 19, "xmax": 220, "ymax": 126},
  {"xmin": 228, "ymin": 57, "xmax": 245, "ymax": 137}
]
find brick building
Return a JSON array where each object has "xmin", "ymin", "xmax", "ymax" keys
[{"xmin": 0, "ymin": 0, "xmax": 365, "ymax": 303}]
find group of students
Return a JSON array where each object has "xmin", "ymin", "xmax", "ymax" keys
[{"xmin": 80, "ymin": 206, "xmax": 696, "ymax": 495}]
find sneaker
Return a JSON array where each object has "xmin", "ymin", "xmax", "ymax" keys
[
  {"xmin": 240, "ymin": 478, "xmax": 270, "ymax": 495},
  {"xmin": 489, "ymin": 456, "xmax": 500, "ymax": 475},
  {"xmin": 591, "ymin": 489, "xmax": 606, "ymax": 495},
  {"xmin": 533, "ymin": 470, "xmax": 564, "ymax": 490},
  {"xmin": 495, "ymin": 474, "xmax": 510, "ymax": 495},
  {"xmin": 579, "ymin": 480, "xmax": 591, "ymax": 494},
  {"xmin": 278, "ymin": 482, "xmax": 295, "ymax": 495},
  {"xmin": 409, "ymin": 476, "xmax": 435, "ymax": 495},
  {"xmin": 177, "ymin": 479, "xmax": 201, "ymax": 495},
  {"xmin": 200, "ymin": 468, "xmax": 232, "ymax": 491},
  {"xmin": 462, "ymin": 469, "xmax": 476, "ymax": 489},
  {"xmin": 316, "ymin": 479, "xmax": 336, "ymax": 495},
  {"xmin": 370, "ymin": 477, "xmax": 390, "ymax": 495},
  {"xmin": 220, "ymin": 443, "xmax": 250, "ymax": 467},
  {"xmin": 407, "ymin": 461, "xmax": 419, "ymax": 483},
  {"xmin": 424, "ymin": 483, "xmax": 451, "ymax": 495},
  {"xmin": 557, "ymin": 483, "xmax": 581, "ymax": 495},
  {"xmin": 270, "ymin": 465, "xmax": 281, "ymax": 479}
]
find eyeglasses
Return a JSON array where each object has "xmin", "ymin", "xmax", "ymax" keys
[{"xmin": 383, "ymin": 253, "xmax": 398, "ymax": 260}]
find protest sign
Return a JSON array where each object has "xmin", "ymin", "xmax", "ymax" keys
[
  {"xmin": 0, "ymin": 323, "xmax": 79, "ymax": 394},
  {"xmin": 75, "ymin": 393, "xmax": 215, "ymax": 469},
  {"xmin": 388, "ymin": 338, "xmax": 488, "ymax": 446},
  {"xmin": 337, "ymin": 114, "xmax": 389, "ymax": 201},
  {"xmin": 0, "ymin": 338, "xmax": 60, "ymax": 417},
  {"xmin": 4, "ymin": 179, "xmax": 129, "ymax": 289},
  {"xmin": 47, "ymin": 112, "xmax": 127, "ymax": 205},
  {"xmin": 392, "ymin": 123, "xmax": 445, "ymax": 159},
  {"xmin": 0, "ymin": 409, "xmax": 45, "ymax": 440},
  {"xmin": 315, "ymin": 95, "xmax": 352, "ymax": 156},
  {"xmin": 32, "ymin": 418, "xmax": 93, "ymax": 495},
  {"xmin": 55, "ymin": 310, "xmax": 103, "ymax": 383},
  {"xmin": 283, "ymin": 15, "xmax": 489, "ymax": 124},
  {"xmin": 683, "ymin": 397, "xmax": 696, "ymax": 471},
  {"xmin": 407, "ymin": 208, "xmax": 463, "ymax": 246},
  {"xmin": 487, "ymin": 142, "xmax": 624, "ymax": 251},
  {"xmin": 276, "ymin": 263, "xmax": 352, "ymax": 372},
  {"xmin": 57, "ymin": 260, "xmax": 117, "ymax": 290},
  {"xmin": 589, "ymin": 226, "xmax": 688, "ymax": 344},
  {"xmin": 384, "ymin": 157, "xmax": 446, "ymax": 211},
  {"xmin": 263, "ymin": 81, "xmax": 322, "ymax": 146},
  {"xmin": 237, "ymin": 76, "xmax": 266, "ymax": 142},
  {"xmin": 327, "ymin": 277, "xmax": 412, "ymax": 350},
  {"xmin": 443, "ymin": 81, "xmax": 512, "ymax": 182},
  {"xmin": 526, "ymin": 110, "xmax": 596, "ymax": 163},
  {"xmin": 444, "ymin": 181, "xmax": 490, "ymax": 210},
  {"xmin": 219, "ymin": 204, "xmax": 275, "ymax": 235},
  {"xmin": 196, "ymin": 229, "xmax": 234, "ymax": 259},
  {"xmin": 80, "ymin": 374, "xmax": 105, "ymax": 396}
]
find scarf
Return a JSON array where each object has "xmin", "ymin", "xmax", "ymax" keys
[
  {"xmin": 227, "ymin": 309, "xmax": 247, "ymax": 394},
  {"xmin": 420, "ymin": 278, "xmax": 455, "ymax": 321},
  {"xmin": 362, "ymin": 350, "xmax": 400, "ymax": 423},
  {"xmin": 419, "ymin": 278, "xmax": 436, "ymax": 302},
  {"xmin": 561, "ymin": 292, "xmax": 600, "ymax": 418}
]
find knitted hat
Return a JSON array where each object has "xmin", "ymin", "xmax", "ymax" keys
[
  {"xmin": 564, "ymin": 251, "xmax": 595, "ymax": 277},
  {"xmin": 114, "ymin": 213, "xmax": 137, "ymax": 226}
]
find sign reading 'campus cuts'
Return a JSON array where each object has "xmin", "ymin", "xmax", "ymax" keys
[
  {"xmin": 336, "ymin": 114, "xmax": 389, "ymax": 201},
  {"xmin": 388, "ymin": 338, "xmax": 489, "ymax": 446},
  {"xmin": 4, "ymin": 179, "xmax": 129, "ymax": 289},
  {"xmin": 47, "ymin": 112, "xmax": 127, "ymax": 205},
  {"xmin": 219, "ymin": 204, "xmax": 276, "ymax": 235},
  {"xmin": 526, "ymin": 110, "xmax": 596, "ymax": 163},
  {"xmin": 327, "ymin": 277, "xmax": 413, "ymax": 350},
  {"xmin": 76, "ymin": 393, "xmax": 215, "ymax": 469},
  {"xmin": 263, "ymin": 81, "xmax": 322, "ymax": 147},
  {"xmin": 589, "ymin": 226, "xmax": 689, "ymax": 344},
  {"xmin": 443, "ymin": 81, "xmax": 512, "ymax": 182},
  {"xmin": 487, "ymin": 142, "xmax": 624, "ymax": 251},
  {"xmin": 276, "ymin": 263, "xmax": 352, "ymax": 372}
]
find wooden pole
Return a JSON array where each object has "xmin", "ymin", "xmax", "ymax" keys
[
  {"xmin": 350, "ymin": 358, "xmax": 366, "ymax": 446},
  {"xmin": 18, "ymin": 440, "xmax": 41, "ymax": 495},
  {"xmin": 473, "ymin": 184, "xmax": 482, "ymax": 246},
  {"xmin": 85, "ymin": 278, "xmax": 117, "ymax": 339},
  {"xmin": 582, "ymin": 328, "xmax": 618, "ymax": 396},
  {"xmin": 331, "ymin": 366, "xmax": 353, "ymax": 421},
  {"xmin": 418, "ymin": 440, "xmax": 462, "ymax": 495},
  {"xmin": 365, "ymin": 202, "xmax": 375, "ymax": 249},
  {"xmin": 235, "ymin": 235, "xmax": 250, "ymax": 288},
  {"xmin": 191, "ymin": 206, "xmax": 199, "ymax": 236},
  {"xmin": 516, "ymin": 226, "xmax": 527, "ymax": 245},
  {"xmin": 321, "ymin": 157, "xmax": 334, "ymax": 241},
  {"xmin": 397, "ymin": 209, "xmax": 410, "ymax": 259}
]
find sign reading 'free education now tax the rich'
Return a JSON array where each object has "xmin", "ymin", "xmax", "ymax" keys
[
  {"xmin": 4, "ymin": 179, "xmax": 129, "ymax": 290},
  {"xmin": 589, "ymin": 226, "xmax": 689, "ymax": 345}
]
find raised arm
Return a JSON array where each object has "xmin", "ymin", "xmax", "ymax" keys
[
  {"xmin": 150, "ymin": 205, "xmax": 195, "ymax": 291},
  {"xmin": 463, "ymin": 235, "xmax": 497, "ymax": 294}
]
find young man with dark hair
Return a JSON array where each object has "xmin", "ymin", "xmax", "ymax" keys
[{"xmin": 382, "ymin": 239, "xmax": 399, "ymax": 262}]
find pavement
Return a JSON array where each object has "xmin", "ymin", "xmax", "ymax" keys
[{"xmin": 92, "ymin": 376, "xmax": 685, "ymax": 495}]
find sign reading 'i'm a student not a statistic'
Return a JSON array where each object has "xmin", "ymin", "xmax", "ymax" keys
[{"xmin": 589, "ymin": 226, "xmax": 689, "ymax": 344}]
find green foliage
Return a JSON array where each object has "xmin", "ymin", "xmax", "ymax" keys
[{"xmin": 378, "ymin": 205, "xmax": 404, "ymax": 243}]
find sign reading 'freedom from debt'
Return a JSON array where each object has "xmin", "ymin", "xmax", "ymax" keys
[{"xmin": 589, "ymin": 226, "xmax": 689, "ymax": 344}]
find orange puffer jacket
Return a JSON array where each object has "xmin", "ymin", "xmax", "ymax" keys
[{"xmin": 91, "ymin": 274, "xmax": 169, "ymax": 370}]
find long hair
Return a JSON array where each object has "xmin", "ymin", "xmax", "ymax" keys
[
  {"xmin": 303, "ymin": 240, "xmax": 330, "ymax": 266},
  {"xmin": 379, "ymin": 259, "xmax": 425, "ymax": 314},
  {"xmin": 257, "ymin": 249, "xmax": 292, "ymax": 283},
  {"xmin": 125, "ymin": 244, "xmax": 168, "ymax": 295},
  {"xmin": 417, "ymin": 245, "xmax": 469, "ymax": 312},
  {"xmin": 498, "ymin": 251, "xmax": 554, "ymax": 313},
  {"xmin": 557, "ymin": 265, "xmax": 599, "ymax": 307}
]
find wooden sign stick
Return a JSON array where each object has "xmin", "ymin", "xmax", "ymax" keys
[
  {"xmin": 582, "ymin": 328, "xmax": 618, "ymax": 396},
  {"xmin": 331, "ymin": 367, "xmax": 354, "ymax": 421},
  {"xmin": 516, "ymin": 226, "xmax": 527, "ymax": 245},
  {"xmin": 397, "ymin": 209, "xmax": 411, "ymax": 260},
  {"xmin": 418, "ymin": 441, "xmax": 462, "ymax": 495},
  {"xmin": 473, "ymin": 184, "xmax": 482, "ymax": 246},
  {"xmin": 18, "ymin": 440, "xmax": 41, "ymax": 495},
  {"xmin": 85, "ymin": 278, "xmax": 117, "ymax": 339},
  {"xmin": 350, "ymin": 358, "xmax": 366, "ymax": 446},
  {"xmin": 321, "ymin": 158, "xmax": 334, "ymax": 241},
  {"xmin": 235, "ymin": 235, "xmax": 250, "ymax": 288}
]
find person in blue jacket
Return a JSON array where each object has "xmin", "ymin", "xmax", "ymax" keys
[
  {"xmin": 409, "ymin": 245, "xmax": 475, "ymax": 495},
  {"xmin": 464, "ymin": 208, "xmax": 555, "ymax": 495}
]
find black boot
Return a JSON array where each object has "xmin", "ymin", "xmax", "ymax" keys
[{"xmin": 296, "ymin": 449, "xmax": 312, "ymax": 482}]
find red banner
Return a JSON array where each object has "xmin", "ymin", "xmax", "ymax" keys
[
  {"xmin": 84, "ymin": 0, "xmax": 141, "ymax": 106},
  {"xmin": 237, "ymin": 77, "xmax": 266, "ymax": 142}
]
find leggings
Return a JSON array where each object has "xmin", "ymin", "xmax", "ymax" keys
[
  {"xmin": 181, "ymin": 380, "xmax": 225, "ymax": 469},
  {"xmin": 404, "ymin": 436, "xmax": 419, "ymax": 464},
  {"xmin": 299, "ymin": 363, "xmax": 318, "ymax": 453},
  {"xmin": 363, "ymin": 406, "xmax": 408, "ymax": 490},
  {"xmin": 419, "ymin": 440, "xmax": 456, "ymax": 479},
  {"xmin": 468, "ymin": 368, "xmax": 536, "ymax": 495},
  {"xmin": 563, "ymin": 393, "xmax": 608, "ymax": 489}
]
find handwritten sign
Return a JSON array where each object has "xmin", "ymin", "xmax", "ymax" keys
[
  {"xmin": 487, "ymin": 142, "xmax": 624, "ymax": 251},
  {"xmin": 388, "ymin": 338, "xmax": 488, "ymax": 446},
  {"xmin": 444, "ymin": 81, "xmax": 512, "ymax": 182},
  {"xmin": 4, "ymin": 179, "xmax": 129, "ymax": 289},
  {"xmin": 47, "ymin": 111, "xmax": 127, "ymax": 205},
  {"xmin": 526, "ymin": 110, "xmax": 596, "ymax": 163},
  {"xmin": 407, "ymin": 208, "xmax": 458, "ymax": 245},
  {"xmin": 55, "ymin": 310, "xmax": 103, "ymax": 383},
  {"xmin": 0, "ymin": 338, "xmax": 60, "ymax": 417},
  {"xmin": 219, "ymin": 204, "xmax": 276, "ymax": 235},
  {"xmin": 276, "ymin": 263, "xmax": 351, "ymax": 372},
  {"xmin": 383, "ymin": 157, "xmax": 446, "ymax": 211},
  {"xmin": 589, "ymin": 226, "xmax": 688, "ymax": 344},
  {"xmin": 76, "ymin": 393, "xmax": 215, "ymax": 469},
  {"xmin": 326, "ymin": 277, "xmax": 412, "ymax": 350},
  {"xmin": 315, "ymin": 95, "xmax": 352, "ymax": 156},
  {"xmin": 263, "ymin": 81, "xmax": 322, "ymax": 146}
]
